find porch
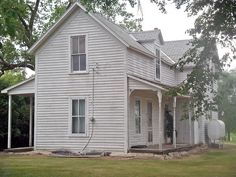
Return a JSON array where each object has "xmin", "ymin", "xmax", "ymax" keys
[
  {"xmin": 1, "ymin": 77, "xmax": 35, "ymax": 149},
  {"xmin": 127, "ymin": 75, "xmax": 195, "ymax": 151},
  {"xmin": 129, "ymin": 144, "xmax": 200, "ymax": 154}
]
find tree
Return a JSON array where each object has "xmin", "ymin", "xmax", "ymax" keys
[
  {"xmin": 217, "ymin": 71, "xmax": 236, "ymax": 141},
  {"xmin": 0, "ymin": 0, "xmax": 142, "ymax": 76},
  {"xmin": 0, "ymin": 71, "xmax": 29, "ymax": 150},
  {"xmin": 167, "ymin": 0, "xmax": 236, "ymax": 118}
]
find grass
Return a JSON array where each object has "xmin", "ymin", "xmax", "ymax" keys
[{"xmin": 1, "ymin": 144, "xmax": 236, "ymax": 177}]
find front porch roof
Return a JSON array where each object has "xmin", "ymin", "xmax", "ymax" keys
[
  {"xmin": 128, "ymin": 74, "xmax": 168, "ymax": 92},
  {"xmin": 1, "ymin": 76, "xmax": 35, "ymax": 95}
]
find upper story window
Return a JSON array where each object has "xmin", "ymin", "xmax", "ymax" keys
[
  {"xmin": 71, "ymin": 35, "xmax": 87, "ymax": 73},
  {"xmin": 71, "ymin": 98, "xmax": 87, "ymax": 135},
  {"xmin": 155, "ymin": 49, "xmax": 161, "ymax": 80}
]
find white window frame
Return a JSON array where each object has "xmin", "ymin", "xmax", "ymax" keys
[
  {"xmin": 69, "ymin": 34, "xmax": 88, "ymax": 74},
  {"xmin": 155, "ymin": 48, "xmax": 161, "ymax": 81},
  {"xmin": 134, "ymin": 97, "xmax": 142, "ymax": 134},
  {"xmin": 68, "ymin": 97, "xmax": 88, "ymax": 137}
]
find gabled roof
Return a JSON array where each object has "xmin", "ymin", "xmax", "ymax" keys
[
  {"xmin": 130, "ymin": 29, "xmax": 164, "ymax": 45},
  {"xmin": 1, "ymin": 77, "xmax": 35, "ymax": 95},
  {"xmin": 28, "ymin": 2, "xmax": 155, "ymax": 58},
  {"xmin": 161, "ymin": 39, "xmax": 192, "ymax": 62}
]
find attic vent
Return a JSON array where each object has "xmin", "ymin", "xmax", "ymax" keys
[{"xmin": 154, "ymin": 28, "xmax": 159, "ymax": 31}]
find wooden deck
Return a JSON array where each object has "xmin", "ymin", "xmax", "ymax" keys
[{"xmin": 129, "ymin": 144, "xmax": 200, "ymax": 154}]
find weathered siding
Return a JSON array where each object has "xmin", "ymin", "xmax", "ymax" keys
[
  {"xmin": 161, "ymin": 62, "xmax": 176, "ymax": 86},
  {"xmin": 129, "ymin": 90, "xmax": 161, "ymax": 147},
  {"xmin": 35, "ymin": 9, "xmax": 126, "ymax": 152},
  {"xmin": 127, "ymin": 49, "xmax": 155, "ymax": 80},
  {"xmin": 176, "ymin": 68, "xmax": 192, "ymax": 85},
  {"xmin": 128, "ymin": 92, "xmax": 193, "ymax": 147}
]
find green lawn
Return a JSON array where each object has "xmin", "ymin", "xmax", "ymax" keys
[{"xmin": 0, "ymin": 144, "xmax": 236, "ymax": 177}]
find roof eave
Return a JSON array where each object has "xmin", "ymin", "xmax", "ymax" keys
[
  {"xmin": 1, "ymin": 77, "xmax": 35, "ymax": 94},
  {"xmin": 129, "ymin": 46, "xmax": 155, "ymax": 59}
]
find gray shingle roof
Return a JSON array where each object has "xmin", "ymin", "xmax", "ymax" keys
[
  {"xmin": 93, "ymin": 14, "xmax": 155, "ymax": 57},
  {"xmin": 161, "ymin": 39, "xmax": 192, "ymax": 62},
  {"xmin": 129, "ymin": 29, "xmax": 164, "ymax": 45}
]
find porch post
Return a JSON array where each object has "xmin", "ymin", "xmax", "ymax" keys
[
  {"xmin": 173, "ymin": 96, "xmax": 177, "ymax": 148},
  {"xmin": 157, "ymin": 91, "xmax": 162, "ymax": 150},
  {"xmin": 188, "ymin": 105, "xmax": 192, "ymax": 145},
  {"xmin": 7, "ymin": 95, "xmax": 12, "ymax": 149},
  {"xmin": 29, "ymin": 96, "xmax": 33, "ymax": 147}
]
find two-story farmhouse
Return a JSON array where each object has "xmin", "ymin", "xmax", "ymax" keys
[{"xmin": 2, "ymin": 2, "xmax": 212, "ymax": 153}]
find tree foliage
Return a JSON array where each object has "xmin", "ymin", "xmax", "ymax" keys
[
  {"xmin": 169, "ymin": 0, "xmax": 236, "ymax": 118},
  {"xmin": 0, "ymin": 71, "xmax": 29, "ymax": 150}
]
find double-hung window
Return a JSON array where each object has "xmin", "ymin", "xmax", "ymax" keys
[
  {"xmin": 71, "ymin": 98, "xmax": 86, "ymax": 135},
  {"xmin": 71, "ymin": 35, "xmax": 87, "ymax": 72},
  {"xmin": 155, "ymin": 49, "xmax": 161, "ymax": 80},
  {"xmin": 135, "ymin": 99, "xmax": 141, "ymax": 134}
]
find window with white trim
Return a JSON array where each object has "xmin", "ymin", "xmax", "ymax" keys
[
  {"xmin": 135, "ymin": 99, "xmax": 141, "ymax": 134},
  {"xmin": 155, "ymin": 49, "xmax": 161, "ymax": 79},
  {"xmin": 71, "ymin": 35, "xmax": 87, "ymax": 72},
  {"xmin": 71, "ymin": 98, "xmax": 86, "ymax": 134}
]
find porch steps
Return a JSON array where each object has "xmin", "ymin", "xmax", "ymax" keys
[{"xmin": 128, "ymin": 144, "xmax": 200, "ymax": 155}]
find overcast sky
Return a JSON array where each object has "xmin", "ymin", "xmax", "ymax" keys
[
  {"xmin": 132, "ymin": 0, "xmax": 235, "ymax": 70},
  {"xmin": 135, "ymin": 1, "xmax": 195, "ymax": 41}
]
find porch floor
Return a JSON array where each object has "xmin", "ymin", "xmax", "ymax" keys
[
  {"xmin": 129, "ymin": 144, "xmax": 200, "ymax": 154},
  {"xmin": 4, "ymin": 147, "xmax": 34, "ymax": 153}
]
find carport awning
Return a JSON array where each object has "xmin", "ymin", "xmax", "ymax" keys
[{"xmin": 1, "ymin": 77, "xmax": 35, "ymax": 95}]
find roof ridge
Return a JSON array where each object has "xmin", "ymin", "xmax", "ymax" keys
[
  {"xmin": 130, "ymin": 29, "xmax": 160, "ymax": 34},
  {"xmin": 165, "ymin": 39, "xmax": 192, "ymax": 42}
]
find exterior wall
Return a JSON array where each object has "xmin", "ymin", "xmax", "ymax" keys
[
  {"xmin": 35, "ymin": 9, "xmax": 126, "ymax": 152},
  {"xmin": 175, "ymin": 99, "xmax": 193, "ymax": 144},
  {"xmin": 128, "ymin": 91, "xmax": 193, "ymax": 147},
  {"xmin": 127, "ymin": 49, "xmax": 155, "ymax": 81},
  {"xmin": 161, "ymin": 62, "xmax": 176, "ymax": 86},
  {"xmin": 176, "ymin": 68, "xmax": 192, "ymax": 85},
  {"xmin": 127, "ymin": 48, "xmax": 177, "ymax": 87},
  {"xmin": 128, "ymin": 90, "xmax": 161, "ymax": 147}
]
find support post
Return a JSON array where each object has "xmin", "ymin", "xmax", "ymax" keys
[
  {"xmin": 173, "ymin": 96, "xmax": 177, "ymax": 148},
  {"xmin": 157, "ymin": 91, "xmax": 162, "ymax": 150},
  {"xmin": 7, "ymin": 95, "xmax": 12, "ymax": 149},
  {"xmin": 188, "ymin": 106, "xmax": 192, "ymax": 145},
  {"xmin": 29, "ymin": 96, "xmax": 33, "ymax": 147}
]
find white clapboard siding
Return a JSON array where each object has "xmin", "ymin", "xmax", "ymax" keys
[
  {"xmin": 161, "ymin": 62, "xmax": 176, "ymax": 86},
  {"xmin": 129, "ymin": 90, "xmax": 168, "ymax": 147},
  {"xmin": 176, "ymin": 69, "xmax": 192, "ymax": 85},
  {"xmin": 35, "ymin": 9, "xmax": 126, "ymax": 152},
  {"xmin": 127, "ymin": 49, "xmax": 155, "ymax": 80},
  {"xmin": 8, "ymin": 79, "xmax": 35, "ymax": 95},
  {"xmin": 174, "ymin": 98, "xmax": 192, "ymax": 144}
]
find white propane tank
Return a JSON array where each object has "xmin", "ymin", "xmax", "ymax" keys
[{"xmin": 207, "ymin": 119, "xmax": 225, "ymax": 140}]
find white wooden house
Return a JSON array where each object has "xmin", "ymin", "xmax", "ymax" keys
[{"xmin": 1, "ymin": 2, "xmax": 213, "ymax": 153}]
